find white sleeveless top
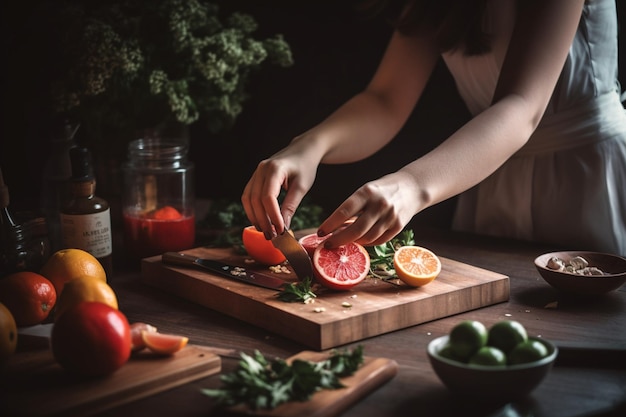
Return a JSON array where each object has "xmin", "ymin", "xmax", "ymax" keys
[{"xmin": 441, "ymin": 0, "xmax": 626, "ymax": 256}]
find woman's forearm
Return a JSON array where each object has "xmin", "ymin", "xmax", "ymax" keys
[{"xmin": 402, "ymin": 94, "xmax": 538, "ymax": 210}]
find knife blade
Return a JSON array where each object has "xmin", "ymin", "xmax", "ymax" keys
[
  {"xmin": 161, "ymin": 252, "xmax": 287, "ymax": 291},
  {"xmin": 272, "ymin": 231, "xmax": 314, "ymax": 280}
]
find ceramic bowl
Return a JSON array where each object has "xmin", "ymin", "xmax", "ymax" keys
[
  {"xmin": 427, "ymin": 335, "xmax": 557, "ymax": 402},
  {"xmin": 534, "ymin": 251, "xmax": 626, "ymax": 296}
]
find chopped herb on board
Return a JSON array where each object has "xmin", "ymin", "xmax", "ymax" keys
[
  {"xmin": 201, "ymin": 346, "xmax": 365, "ymax": 410},
  {"xmin": 368, "ymin": 229, "xmax": 415, "ymax": 280},
  {"xmin": 277, "ymin": 277, "xmax": 317, "ymax": 303}
]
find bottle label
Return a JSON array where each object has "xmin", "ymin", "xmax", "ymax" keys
[{"xmin": 60, "ymin": 209, "xmax": 113, "ymax": 258}]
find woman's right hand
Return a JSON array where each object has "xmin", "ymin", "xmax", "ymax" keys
[{"xmin": 241, "ymin": 137, "xmax": 321, "ymax": 239}]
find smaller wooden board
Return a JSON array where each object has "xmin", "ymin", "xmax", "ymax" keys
[
  {"xmin": 225, "ymin": 351, "xmax": 398, "ymax": 417},
  {"xmin": 0, "ymin": 344, "xmax": 221, "ymax": 417},
  {"xmin": 142, "ymin": 247, "xmax": 510, "ymax": 350}
]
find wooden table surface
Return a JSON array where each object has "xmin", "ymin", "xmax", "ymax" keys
[{"xmin": 96, "ymin": 227, "xmax": 626, "ymax": 417}]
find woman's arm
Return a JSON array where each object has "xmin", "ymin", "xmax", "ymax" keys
[
  {"xmin": 321, "ymin": 0, "xmax": 586, "ymax": 247},
  {"xmin": 299, "ymin": 30, "xmax": 440, "ymax": 164},
  {"xmin": 242, "ymin": 30, "xmax": 440, "ymax": 236}
]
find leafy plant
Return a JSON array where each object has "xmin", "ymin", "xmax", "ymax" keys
[
  {"xmin": 368, "ymin": 229, "xmax": 415, "ymax": 280},
  {"xmin": 201, "ymin": 345, "xmax": 364, "ymax": 410},
  {"xmin": 15, "ymin": 0, "xmax": 293, "ymax": 150}
]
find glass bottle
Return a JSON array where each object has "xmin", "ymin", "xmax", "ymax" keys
[
  {"xmin": 60, "ymin": 147, "xmax": 113, "ymax": 275},
  {"xmin": 122, "ymin": 138, "xmax": 195, "ymax": 259},
  {"xmin": 0, "ymin": 166, "xmax": 28, "ymax": 277},
  {"xmin": 40, "ymin": 121, "xmax": 78, "ymax": 253}
]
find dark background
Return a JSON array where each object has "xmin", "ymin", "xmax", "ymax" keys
[{"xmin": 1, "ymin": 0, "xmax": 625, "ymax": 231}]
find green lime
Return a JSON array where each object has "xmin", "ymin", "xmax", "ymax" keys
[
  {"xmin": 488, "ymin": 320, "xmax": 528, "ymax": 354},
  {"xmin": 508, "ymin": 340, "xmax": 549, "ymax": 365},
  {"xmin": 468, "ymin": 346, "xmax": 507, "ymax": 367},
  {"xmin": 438, "ymin": 342, "xmax": 464, "ymax": 362},
  {"xmin": 449, "ymin": 320, "xmax": 488, "ymax": 360}
]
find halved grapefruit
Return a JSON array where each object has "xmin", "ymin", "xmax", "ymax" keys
[
  {"xmin": 298, "ymin": 233, "xmax": 330, "ymax": 257},
  {"xmin": 242, "ymin": 226, "xmax": 287, "ymax": 265},
  {"xmin": 312, "ymin": 242, "xmax": 370, "ymax": 290}
]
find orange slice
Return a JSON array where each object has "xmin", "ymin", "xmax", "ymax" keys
[
  {"xmin": 393, "ymin": 245, "xmax": 441, "ymax": 287},
  {"xmin": 141, "ymin": 330, "xmax": 188, "ymax": 354}
]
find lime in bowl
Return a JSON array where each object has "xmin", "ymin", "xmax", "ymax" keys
[{"xmin": 427, "ymin": 335, "xmax": 557, "ymax": 403}]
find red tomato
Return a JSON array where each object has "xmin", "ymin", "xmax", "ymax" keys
[{"xmin": 51, "ymin": 301, "xmax": 131, "ymax": 377}]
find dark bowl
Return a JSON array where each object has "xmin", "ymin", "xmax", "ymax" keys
[
  {"xmin": 534, "ymin": 251, "xmax": 626, "ymax": 296},
  {"xmin": 427, "ymin": 335, "xmax": 557, "ymax": 402}
]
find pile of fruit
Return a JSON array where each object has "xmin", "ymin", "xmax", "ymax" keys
[
  {"xmin": 242, "ymin": 226, "xmax": 442, "ymax": 292},
  {"xmin": 0, "ymin": 248, "xmax": 188, "ymax": 376},
  {"xmin": 439, "ymin": 319, "xmax": 550, "ymax": 366}
]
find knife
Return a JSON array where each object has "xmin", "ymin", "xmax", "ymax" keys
[
  {"xmin": 161, "ymin": 252, "xmax": 287, "ymax": 291},
  {"xmin": 272, "ymin": 230, "xmax": 314, "ymax": 280}
]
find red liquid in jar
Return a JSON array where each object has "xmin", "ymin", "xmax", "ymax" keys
[{"xmin": 123, "ymin": 212, "xmax": 195, "ymax": 258}]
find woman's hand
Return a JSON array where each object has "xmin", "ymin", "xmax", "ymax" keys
[
  {"xmin": 318, "ymin": 171, "xmax": 422, "ymax": 248},
  {"xmin": 241, "ymin": 138, "xmax": 321, "ymax": 239}
]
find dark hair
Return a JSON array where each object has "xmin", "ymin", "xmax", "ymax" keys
[{"xmin": 358, "ymin": 0, "xmax": 491, "ymax": 56}]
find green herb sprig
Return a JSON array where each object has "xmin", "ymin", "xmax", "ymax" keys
[
  {"xmin": 367, "ymin": 229, "xmax": 415, "ymax": 280},
  {"xmin": 201, "ymin": 345, "xmax": 364, "ymax": 410},
  {"xmin": 277, "ymin": 277, "xmax": 317, "ymax": 303}
]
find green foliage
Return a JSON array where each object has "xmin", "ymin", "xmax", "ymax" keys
[
  {"xmin": 201, "ymin": 346, "xmax": 364, "ymax": 410},
  {"xmin": 197, "ymin": 196, "xmax": 324, "ymax": 249},
  {"xmin": 277, "ymin": 277, "xmax": 318, "ymax": 303},
  {"xmin": 22, "ymin": 0, "xmax": 293, "ymax": 141},
  {"xmin": 368, "ymin": 229, "xmax": 415, "ymax": 280}
]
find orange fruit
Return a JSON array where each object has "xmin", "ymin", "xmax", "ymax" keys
[
  {"xmin": 130, "ymin": 322, "xmax": 158, "ymax": 352},
  {"xmin": 40, "ymin": 248, "xmax": 107, "ymax": 295},
  {"xmin": 142, "ymin": 330, "xmax": 188, "ymax": 354},
  {"xmin": 53, "ymin": 275, "xmax": 118, "ymax": 320},
  {"xmin": 298, "ymin": 233, "xmax": 330, "ymax": 257},
  {"xmin": 312, "ymin": 242, "xmax": 370, "ymax": 290},
  {"xmin": 0, "ymin": 302, "xmax": 17, "ymax": 363},
  {"xmin": 241, "ymin": 225, "xmax": 286, "ymax": 266},
  {"xmin": 393, "ymin": 246, "xmax": 441, "ymax": 287},
  {"xmin": 0, "ymin": 271, "xmax": 57, "ymax": 326}
]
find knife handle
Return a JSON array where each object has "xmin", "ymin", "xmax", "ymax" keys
[{"xmin": 162, "ymin": 252, "xmax": 200, "ymax": 267}]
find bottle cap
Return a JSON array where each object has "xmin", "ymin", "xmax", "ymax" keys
[{"xmin": 69, "ymin": 147, "xmax": 95, "ymax": 181}]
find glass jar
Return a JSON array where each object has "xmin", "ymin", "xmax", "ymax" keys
[
  {"xmin": 20, "ymin": 215, "xmax": 51, "ymax": 273},
  {"xmin": 122, "ymin": 138, "xmax": 195, "ymax": 259}
]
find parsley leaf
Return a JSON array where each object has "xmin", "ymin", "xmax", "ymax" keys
[
  {"xmin": 201, "ymin": 346, "xmax": 365, "ymax": 410},
  {"xmin": 277, "ymin": 277, "xmax": 317, "ymax": 303},
  {"xmin": 367, "ymin": 229, "xmax": 415, "ymax": 280}
]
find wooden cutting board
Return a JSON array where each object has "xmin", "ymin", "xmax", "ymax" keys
[
  {"xmin": 224, "ymin": 351, "xmax": 398, "ymax": 417},
  {"xmin": 0, "ymin": 344, "xmax": 221, "ymax": 417},
  {"xmin": 142, "ymin": 247, "xmax": 510, "ymax": 350}
]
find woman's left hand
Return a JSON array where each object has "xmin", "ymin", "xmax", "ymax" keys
[{"xmin": 318, "ymin": 171, "xmax": 422, "ymax": 247}]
